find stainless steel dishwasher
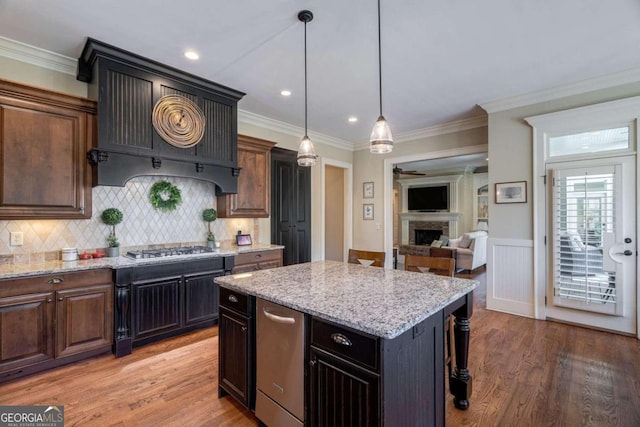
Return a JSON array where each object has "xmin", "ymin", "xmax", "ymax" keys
[{"xmin": 255, "ymin": 298, "xmax": 305, "ymax": 427}]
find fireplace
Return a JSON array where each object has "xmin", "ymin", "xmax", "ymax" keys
[
  {"xmin": 408, "ymin": 221, "xmax": 449, "ymax": 245},
  {"xmin": 415, "ymin": 229, "xmax": 442, "ymax": 246}
]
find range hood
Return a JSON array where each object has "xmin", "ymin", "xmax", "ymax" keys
[{"xmin": 77, "ymin": 38, "xmax": 245, "ymax": 194}]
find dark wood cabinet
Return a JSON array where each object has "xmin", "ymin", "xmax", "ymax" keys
[
  {"xmin": 0, "ymin": 79, "xmax": 95, "ymax": 219},
  {"xmin": 184, "ymin": 272, "xmax": 220, "ymax": 326},
  {"xmin": 310, "ymin": 347, "xmax": 379, "ymax": 427},
  {"xmin": 0, "ymin": 270, "xmax": 113, "ymax": 382},
  {"xmin": 232, "ymin": 249, "xmax": 283, "ymax": 274},
  {"xmin": 113, "ymin": 257, "xmax": 232, "ymax": 356},
  {"xmin": 309, "ymin": 314, "xmax": 445, "ymax": 426},
  {"xmin": 0, "ymin": 292, "xmax": 55, "ymax": 375},
  {"xmin": 56, "ymin": 284, "xmax": 114, "ymax": 359},
  {"xmin": 132, "ymin": 277, "xmax": 182, "ymax": 341},
  {"xmin": 131, "ymin": 270, "xmax": 223, "ymax": 346},
  {"xmin": 218, "ymin": 135, "xmax": 275, "ymax": 218},
  {"xmin": 218, "ymin": 287, "xmax": 255, "ymax": 410},
  {"xmin": 271, "ymin": 148, "xmax": 311, "ymax": 265}
]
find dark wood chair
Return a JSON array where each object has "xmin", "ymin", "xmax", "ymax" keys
[
  {"xmin": 404, "ymin": 254, "xmax": 455, "ymax": 277},
  {"xmin": 404, "ymin": 254, "xmax": 456, "ymax": 377},
  {"xmin": 347, "ymin": 249, "xmax": 385, "ymax": 267}
]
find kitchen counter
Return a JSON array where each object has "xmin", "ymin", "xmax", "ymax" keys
[
  {"xmin": 0, "ymin": 243, "xmax": 283, "ymax": 280},
  {"xmin": 215, "ymin": 260, "xmax": 476, "ymax": 339}
]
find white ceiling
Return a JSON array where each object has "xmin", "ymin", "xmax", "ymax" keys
[
  {"xmin": 1, "ymin": 0, "xmax": 640, "ymax": 145},
  {"xmin": 396, "ymin": 153, "xmax": 488, "ymax": 177}
]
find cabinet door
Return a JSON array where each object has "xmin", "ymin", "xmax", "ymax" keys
[
  {"xmin": 217, "ymin": 135, "xmax": 275, "ymax": 218},
  {"xmin": 0, "ymin": 79, "xmax": 94, "ymax": 219},
  {"xmin": 219, "ymin": 307, "xmax": 250, "ymax": 407},
  {"xmin": 55, "ymin": 284, "xmax": 114, "ymax": 359},
  {"xmin": 132, "ymin": 278, "xmax": 181, "ymax": 340},
  {"xmin": 184, "ymin": 271, "xmax": 220, "ymax": 326},
  {"xmin": 0, "ymin": 292, "xmax": 55, "ymax": 375},
  {"xmin": 309, "ymin": 347, "xmax": 380, "ymax": 427}
]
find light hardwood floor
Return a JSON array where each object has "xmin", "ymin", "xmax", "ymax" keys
[{"xmin": 1, "ymin": 271, "xmax": 639, "ymax": 426}]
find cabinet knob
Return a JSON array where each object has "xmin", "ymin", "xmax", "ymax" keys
[
  {"xmin": 309, "ymin": 358, "xmax": 317, "ymax": 367},
  {"xmin": 47, "ymin": 278, "xmax": 64, "ymax": 284},
  {"xmin": 228, "ymin": 295, "xmax": 238, "ymax": 303},
  {"xmin": 57, "ymin": 297, "xmax": 64, "ymax": 302},
  {"xmin": 46, "ymin": 298, "xmax": 53, "ymax": 303},
  {"xmin": 241, "ymin": 326, "xmax": 247, "ymax": 332}
]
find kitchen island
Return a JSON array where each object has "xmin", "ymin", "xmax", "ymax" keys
[{"xmin": 215, "ymin": 260, "xmax": 477, "ymax": 427}]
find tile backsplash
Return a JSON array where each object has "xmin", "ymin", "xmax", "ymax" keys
[{"xmin": 0, "ymin": 176, "xmax": 256, "ymax": 260}]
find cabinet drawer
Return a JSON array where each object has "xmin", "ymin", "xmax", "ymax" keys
[
  {"xmin": 0, "ymin": 269, "xmax": 112, "ymax": 298},
  {"xmin": 219, "ymin": 287, "xmax": 250, "ymax": 315},
  {"xmin": 311, "ymin": 318, "xmax": 379, "ymax": 371},
  {"xmin": 235, "ymin": 250, "xmax": 281, "ymax": 266}
]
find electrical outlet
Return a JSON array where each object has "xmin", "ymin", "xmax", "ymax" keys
[
  {"xmin": 375, "ymin": 223, "xmax": 381, "ymax": 230},
  {"xmin": 10, "ymin": 231, "xmax": 24, "ymax": 246}
]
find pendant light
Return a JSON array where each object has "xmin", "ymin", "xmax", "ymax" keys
[
  {"xmin": 297, "ymin": 10, "xmax": 317, "ymax": 167},
  {"xmin": 369, "ymin": 0, "xmax": 393, "ymax": 154}
]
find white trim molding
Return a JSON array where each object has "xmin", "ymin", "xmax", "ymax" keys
[
  {"xmin": 354, "ymin": 116, "xmax": 487, "ymax": 151},
  {"xmin": 238, "ymin": 109, "xmax": 354, "ymax": 152},
  {"xmin": 0, "ymin": 36, "xmax": 77, "ymax": 76},
  {"xmin": 480, "ymin": 66, "xmax": 640, "ymax": 114}
]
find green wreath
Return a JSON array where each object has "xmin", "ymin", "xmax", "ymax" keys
[{"xmin": 149, "ymin": 180, "xmax": 182, "ymax": 212}]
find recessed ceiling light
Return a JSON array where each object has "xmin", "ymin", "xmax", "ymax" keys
[
  {"xmin": 348, "ymin": 116, "xmax": 358, "ymax": 123},
  {"xmin": 280, "ymin": 90, "xmax": 292, "ymax": 97},
  {"xmin": 184, "ymin": 50, "xmax": 199, "ymax": 60}
]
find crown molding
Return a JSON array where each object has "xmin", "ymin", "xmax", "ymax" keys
[
  {"xmin": 0, "ymin": 36, "xmax": 77, "ymax": 76},
  {"xmin": 238, "ymin": 109, "xmax": 355, "ymax": 151},
  {"xmin": 353, "ymin": 115, "xmax": 488, "ymax": 151},
  {"xmin": 480, "ymin": 67, "xmax": 640, "ymax": 114}
]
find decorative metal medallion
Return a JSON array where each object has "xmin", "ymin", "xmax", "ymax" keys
[{"xmin": 152, "ymin": 94, "xmax": 205, "ymax": 148}]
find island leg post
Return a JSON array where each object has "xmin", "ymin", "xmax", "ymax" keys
[{"xmin": 450, "ymin": 292, "xmax": 473, "ymax": 409}]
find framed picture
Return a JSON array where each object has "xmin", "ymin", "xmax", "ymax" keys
[
  {"xmin": 236, "ymin": 233, "xmax": 253, "ymax": 246},
  {"xmin": 363, "ymin": 182, "xmax": 374, "ymax": 198},
  {"xmin": 495, "ymin": 181, "xmax": 527, "ymax": 204},
  {"xmin": 363, "ymin": 203, "xmax": 374, "ymax": 220}
]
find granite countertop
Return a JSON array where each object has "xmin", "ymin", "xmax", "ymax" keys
[
  {"xmin": 215, "ymin": 260, "xmax": 477, "ymax": 339},
  {"xmin": 0, "ymin": 243, "xmax": 283, "ymax": 280}
]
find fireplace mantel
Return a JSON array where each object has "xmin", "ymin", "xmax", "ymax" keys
[{"xmin": 400, "ymin": 212, "xmax": 463, "ymax": 222}]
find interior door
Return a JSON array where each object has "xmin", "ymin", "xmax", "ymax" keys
[{"xmin": 546, "ymin": 156, "xmax": 636, "ymax": 334}]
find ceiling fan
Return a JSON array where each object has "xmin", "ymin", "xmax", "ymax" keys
[{"xmin": 393, "ymin": 166, "xmax": 426, "ymax": 177}]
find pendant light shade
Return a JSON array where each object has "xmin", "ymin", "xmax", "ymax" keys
[
  {"xmin": 370, "ymin": 115, "xmax": 393, "ymax": 153},
  {"xmin": 370, "ymin": 0, "xmax": 393, "ymax": 154},
  {"xmin": 297, "ymin": 10, "xmax": 317, "ymax": 167},
  {"xmin": 297, "ymin": 135, "xmax": 317, "ymax": 166}
]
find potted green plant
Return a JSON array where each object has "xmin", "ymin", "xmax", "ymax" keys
[
  {"xmin": 202, "ymin": 208, "xmax": 218, "ymax": 248},
  {"xmin": 101, "ymin": 208, "xmax": 123, "ymax": 257}
]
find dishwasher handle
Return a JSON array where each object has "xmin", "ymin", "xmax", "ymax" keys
[{"xmin": 262, "ymin": 308, "xmax": 296, "ymax": 324}]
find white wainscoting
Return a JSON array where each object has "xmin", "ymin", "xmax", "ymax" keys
[{"xmin": 486, "ymin": 238, "xmax": 535, "ymax": 317}]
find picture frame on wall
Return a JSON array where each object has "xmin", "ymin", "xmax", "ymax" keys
[
  {"xmin": 363, "ymin": 182, "xmax": 374, "ymax": 198},
  {"xmin": 495, "ymin": 181, "xmax": 527, "ymax": 204},
  {"xmin": 363, "ymin": 203, "xmax": 374, "ymax": 220}
]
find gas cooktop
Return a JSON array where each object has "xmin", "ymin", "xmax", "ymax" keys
[{"xmin": 124, "ymin": 246, "xmax": 214, "ymax": 260}]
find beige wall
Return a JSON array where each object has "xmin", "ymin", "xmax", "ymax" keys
[
  {"xmin": 352, "ymin": 126, "xmax": 488, "ymax": 251},
  {"xmin": 488, "ymin": 82, "xmax": 640, "ymax": 241},
  {"xmin": 324, "ymin": 165, "xmax": 345, "ymax": 261}
]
